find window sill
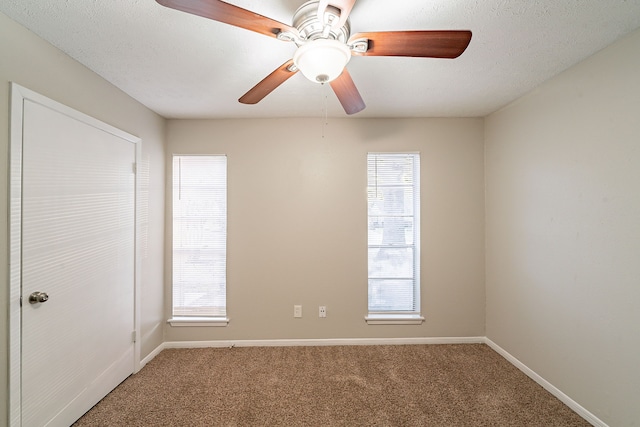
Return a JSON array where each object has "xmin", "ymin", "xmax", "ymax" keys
[
  {"xmin": 168, "ymin": 317, "xmax": 229, "ymax": 327},
  {"xmin": 365, "ymin": 314, "xmax": 425, "ymax": 325}
]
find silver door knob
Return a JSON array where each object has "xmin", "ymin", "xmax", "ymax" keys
[{"xmin": 28, "ymin": 291, "xmax": 49, "ymax": 304}]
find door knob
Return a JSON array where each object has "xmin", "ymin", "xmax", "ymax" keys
[{"xmin": 28, "ymin": 291, "xmax": 49, "ymax": 304}]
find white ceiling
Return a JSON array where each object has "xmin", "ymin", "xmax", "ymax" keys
[{"xmin": 2, "ymin": 0, "xmax": 640, "ymax": 119}]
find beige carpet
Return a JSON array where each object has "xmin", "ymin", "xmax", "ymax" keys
[{"xmin": 74, "ymin": 344, "xmax": 589, "ymax": 426}]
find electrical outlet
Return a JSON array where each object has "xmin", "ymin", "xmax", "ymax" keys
[
  {"xmin": 294, "ymin": 305, "xmax": 302, "ymax": 318},
  {"xmin": 319, "ymin": 306, "xmax": 326, "ymax": 318}
]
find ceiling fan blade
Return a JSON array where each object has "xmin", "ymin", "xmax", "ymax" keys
[
  {"xmin": 349, "ymin": 30, "xmax": 472, "ymax": 58},
  {"xmin": 239, "ymin": 59, "xmax": 298, "ymax": 105},
  {"xmin": 330, "ymin": 69, "xmax": 365, "ymax": 115},
  {"xmin": 156, "ymin": 0, "xmax": 297, "ymax": 39},
  {"xmin": 317, "ymin": 0, "xmax": 357, "ymax": 29}
]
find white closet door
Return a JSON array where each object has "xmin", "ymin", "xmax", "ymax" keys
[{"xmin": 20, "ymin": 99, "xmax": 136, "ymax": 427}]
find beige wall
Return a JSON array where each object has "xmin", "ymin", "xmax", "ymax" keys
[
  {"xmin": 164, "ymin": 118, "xmax": 486, "ymax": 342},
  {"xmin": 485, "ymin": 28, "xmax": 640, "ymax": 426},
  {"xmin": 0, "ymin": 12, "xmax": 166, "ymax": 423}
]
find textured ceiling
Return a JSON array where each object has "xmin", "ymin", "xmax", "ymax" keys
[{"xmin": 2, "ymin": 0, "xmax": 640, "ymax": 119}]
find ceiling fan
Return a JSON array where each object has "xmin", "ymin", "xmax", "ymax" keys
[{"xmin": 156, "ymin": 0, "xmax": 472, "ymax": 115}]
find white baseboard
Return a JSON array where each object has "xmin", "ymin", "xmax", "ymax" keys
[
  {"xmin": 163, "ymin": 336, "xmax": 486, "ymax": 349},
  {"xmin": 139, "ymin": 343, "xmax": 166, "ymax": 369},
  {"xmin": 139, "ymin": 336, "xmax": 484, "ymax": 365},
  {"xmin": 484, "ymin": 338, "xmax": 606, "ymax": 427}
]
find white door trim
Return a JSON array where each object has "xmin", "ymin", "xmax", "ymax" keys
[{"xmin": 8, "ymin": 83, "xmax": 142, "ymax": 427}]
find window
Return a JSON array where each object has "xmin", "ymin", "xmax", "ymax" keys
[
  {"xmin": 170, "ymin": 155, "xmax": 228, "ymax": 326},
  {"xmin": 366, "ymin": 153, "xmax": 423, "ymax": 325}
]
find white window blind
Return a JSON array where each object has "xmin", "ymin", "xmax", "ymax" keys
[
  {"xmin": 367, "ymin": 153, "xmax": 420, "ymax": 315},
  {"xmin": 172, "ymin": 155, "xmax": 227, "ymax": 317}
]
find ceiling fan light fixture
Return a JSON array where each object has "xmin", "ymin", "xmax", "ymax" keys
[{"xmin": 293, "ymin": 39, "xmax": 351, "ymax": 83}]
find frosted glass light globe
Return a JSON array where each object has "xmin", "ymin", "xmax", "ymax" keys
[{"xmin": 293, "ymin": 39, "xmax": 351, "ymax": 83}]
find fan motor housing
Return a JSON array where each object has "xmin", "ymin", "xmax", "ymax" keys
[{"xmin": 293, "ymin": 1, "xmax": 351, "ymax": 42}]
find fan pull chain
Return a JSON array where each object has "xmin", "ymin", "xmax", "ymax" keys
[
  {"xmin": 320, "ymin": 84, "xmax": 329, "ymax": 138},
  {"xmin": 375, "ymin": 155, "xmax": 379, "ymax": 198},
  {"xmin": 178, "ymin": 157, "xmax": 182, "ymax": 201},
  {"xmin": 324, "ymin": 93, "xmax": 329, "ymax": 138}
]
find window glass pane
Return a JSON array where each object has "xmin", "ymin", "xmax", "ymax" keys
[
  {"xmin": 367, "ymin": 187, "xmax": 414, "ymax": 216},
  {"xmin": 368, "ymin": 247, "xmax": 414, "ymax": 278},
  {"xmin": 367, "ymin": 156, "xmax": 415, "ymax": 186},
  {"xmin": 368, "ymin": 217, "xmax": 414, "ymax": 246},
  {"xmin": 172, "ymin": 155, "xmax": 227, "ymax": 317},
  {"xmin": 368, "ymin": 279, "xmax": 415, "ymax": 311}
]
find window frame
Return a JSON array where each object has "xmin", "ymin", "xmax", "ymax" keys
[
  {"xmin": 365, "ymin": 152, "xmax": 424, "ymax": 325},
  {"xmin": 168, "ymin": 154, "xmax": 229, "ymax": 327}
]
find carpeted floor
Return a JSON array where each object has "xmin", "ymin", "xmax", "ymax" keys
[{"xmin": 73, "ymin": 344, "xmax": 590, "ymax": 426}]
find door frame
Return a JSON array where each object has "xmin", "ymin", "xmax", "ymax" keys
[{"xmin": 8, "ymin": 83, "xmax": 142, "ymax": 427}]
